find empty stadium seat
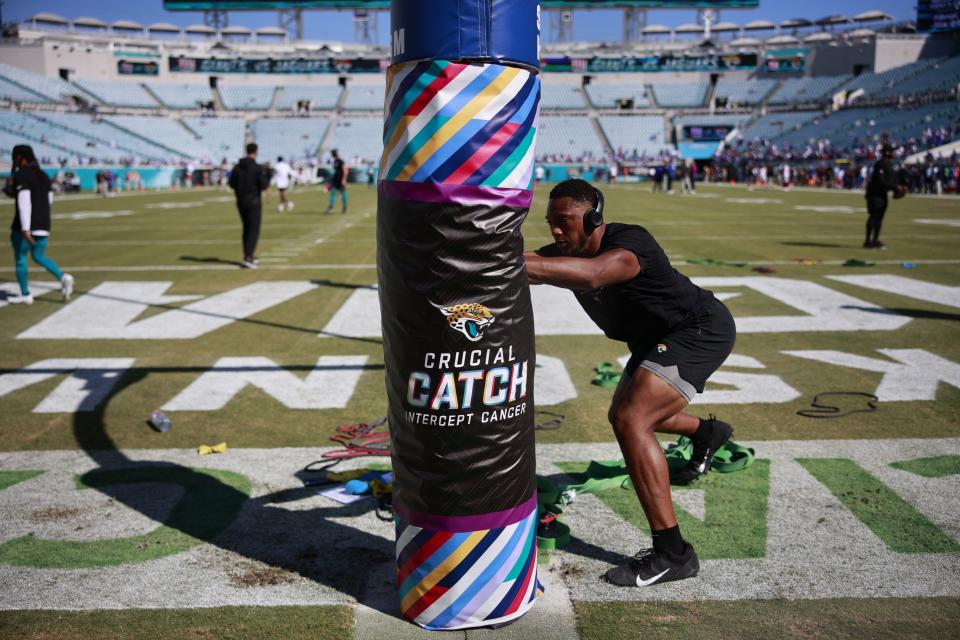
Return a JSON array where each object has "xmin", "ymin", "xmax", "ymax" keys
[
  {"xmin": 0, "ymin": 64, "xmax": 75, "ymax": 103},
  {"xmin": 585, "ymin": 83, "xmax": 650, "ymax": 109},
  {"xmin": 277, "ymin": 84, "xmax": 343, "ymax": 111},
  {"xmin": 73, "ymin": 79, "xmax": 158, "ymax": 108},
  {"xmin": 598, "ymin": 115, "xmax": 669, "ymax": 159},
  {"xmin": 219, "ymin": 85, "xmax": 277, "ymax": 110},
  {"xmin": 251, "ymin": 117, "xmax": 330, "ymax": 162},
  {"xmin": 182, "ymin": 117, "xmax": 245, "ymax": 162},
  {"xmin": 767, "ymin": 75, "xmax": 851, "ymax": 106},
  {"xmin": 535, "ymin": 116, "xmax": 606, "ymax": 161},
  {"xmin": 323, "ymin": 117, "xmax": 382, "ymax": 164},
  {"xmin": 650, "ymin": 83, "xmax": 708, "ymax": 108},
  {"xmin": 714, "ymin": 78, "xmax": 777, "ymax": 106},
  {"xmin": 342, "ymin": 84, "xmax": 385, "ymax": 111},
  {"xmin": 150, "ymin": 83, "xmax": 213, "ymax": 109}
]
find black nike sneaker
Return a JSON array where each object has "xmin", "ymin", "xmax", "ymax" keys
[
  {"xmin": 674, "ymin": 415, "xmax": 734, "ymax": 483},
  {"xmin": 602, "ymin": 544, "xmax": 700, "ymax": 587}
]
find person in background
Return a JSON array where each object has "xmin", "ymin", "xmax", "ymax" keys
[
  {"xmin": 864, "ymin": 145, "xmax": 905, "ymax": 250},
  {"xmin": 4, "ymin": 144, "xmax": 74, "ymax": 304},
  {"xmin": 324, "ymin": 149, "xmax": 348, "ymax": 215},
  {"xmin": 273, "ymin": 156, "xmax": 295, "ymax": 212},
  {"xmin": 228, "ymin": 143, "xmax": 269, "ymax": 269}
]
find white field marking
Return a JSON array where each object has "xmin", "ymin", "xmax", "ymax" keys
[
  {"xmin": 321, "ymin": 276, "xmax": 910, "ymax": 338},
  {"xmin": 144, "ymin": 202, "xmax": 205, "ymax": 209},
  {"xmin": 794, "ymin": 205, "xmax": 857, "ymax": 213},
  {"xmin": 535, "ymin": 354, "xmax": 577, "ymax": 406},
  {"xmin": 256, "ymin": 258, "xmax": 289, "ymax": 263},
  {"xmin": 0, "ymin": 281, "xmax": 59, "ymax": 308},
  {"xmin": 204, "ymin": 196, "xmax": 236, "ymax": 203},
  {"xmin": 0, "ymin": 439, "xmax": 957, "ymax": 610},
  {"xmin": 616, "ymin": 352, "xmax": 800, "ymax": 405},
  {"xmin": 162, "ymin": 355, "xmax": 368, "ymax": 410},
  {"xmin": 725, "ymin": 197, "xmax": 784, "ymax": 205},
  {"xmin": 0, "ymin": 358, "xmax": 135, "ymax": 413},
  {"xmin": 672, "ymin": 489, "xmax": 706, "ymax": 521},
  {"xmin": 543, "ymin": 437, "xmax": 960, "ymax": 604},
  {"xmin": 19, "ymin": 281, "xmax": 317, "ymax": 340},
  {"xmin": 52, "ymin": 210, "xmax": 135, "ymax": 220},
  {"xmin": 914, "ymin": 218, "xmax": 960, "ymax": 227},
  {"xmin": 827, "ymin": 274, "xmax": 960, "ymax": 310},
  {"xmin": 784, "ymin": 348, "xmax": 960, "ymax": 401}
]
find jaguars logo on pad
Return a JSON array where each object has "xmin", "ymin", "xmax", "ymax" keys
[{"xmin": 441, "ymin": 303, "xmax": 495, "ymax": 342}]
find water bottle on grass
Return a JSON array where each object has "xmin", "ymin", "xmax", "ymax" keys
[{"xmin": 148, "ymin": 410, "xmax": 171, "ymax": 433}]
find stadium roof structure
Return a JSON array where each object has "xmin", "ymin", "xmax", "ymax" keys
[
  {"xmin": 675, "ymin": 23, "xmax": 704, "ymax": 33},
  {"xmin": 147, "ymin": 22, "xmax": 181, "ymax": 33},
  {"xmin": 766, "ymin": 34, "xmax": 800, "ymax": 45},
  {"xmin": 255, "ymin": 26, "xmax": 287, "ymax": 37},
  {"xmin": 712, "ymin": 22, "xmax": 740, "ymax": 33},
  {"xmin": 847, "ymin": 28, "xmax": 877, "ymax": 38},
  {"xmin": 221, "ymin": 25, "xmax": 252, "ymax": 36},
  {"xmin": 185, "ymin": 24, "xmax": 217, "ymax": 35},
  {"xmin": 29, "ymin": 13, "xmax": 68, "ymax": 26},
  {"xmin": 641, "ymin": 24, "xmax": 671, "ymax": 35},
  {"xmin": 742, "ymin": 20, "xmax": 775, "ymax": 31},
  {"xmin": 111, "ymin": 20, "xmax": 145, "ymax": 32},
  {"xmin": 729, "ymin": 36, "xmax": 762, "ymax": 46},
  {"xmin": 853, "ymin": 10, "xmax": 892, "ymax": 23},
  {"xmin": 804, "ymin": 31, "xmax": 836, "ymax": 43},
  {"xmin": 780, "ymin": 18, "xmax": 813, "ymax": 29},
  {"xmin": 73, "ymin": 17, "xmax": 108, "ymax": 30},
  {"xmin": 816, "ymin": 15, "xmax": 851, "ymax": 27}
]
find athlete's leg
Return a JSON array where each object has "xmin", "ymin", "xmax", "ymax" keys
[
  {"xmin": 11, "ymin": 231, "xmax": 30, "ymax": 294},
  {"xmin": 608, "ymin": 369, "xmax": 688, "ymax": 531},
  {"xmin": 245, "ymin": 203, "xmax": 262, "ymax": 259},
  {"xmin": 29, "ymin": 237, "xmax": 63, "ymax": 281},
  {"xmin": 340, "ymin": 187, "xmax": 348, "ymax": 212},
  {"xmin": 327, "ymin": 187, "xmax": 337, "ymax": 210},
  {"xmin": 653, "ymin": 411, "xmax": 700, "ymax": 437}
]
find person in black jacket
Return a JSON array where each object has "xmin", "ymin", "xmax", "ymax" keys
[
  {"xmin": 864, "ymin": 145, "xmax": 904, "ymax": 249},
  {"xmin": 4, "ymin": 144, "xmax": 73, "ymax": 305},
  {"xmin": 228, "ymin": 143, "xmax": 269, "ymax": 269}
]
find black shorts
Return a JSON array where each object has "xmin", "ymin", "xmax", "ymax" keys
[
  {"xmin": 624, "ymin": 298, "xmax": 736, "ymax": 402},
  {"xmin": 866, "ymin": 196, "xmax": 888, "ymax": 217}
]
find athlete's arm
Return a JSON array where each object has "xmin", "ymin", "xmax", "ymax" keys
[
  {"xmin": 17, "ymin": 189, "xmax": 34, "ymax": 246},
  {"xmin": 523, "ymin": 248, "xmax": 639, "ymax": 290}
]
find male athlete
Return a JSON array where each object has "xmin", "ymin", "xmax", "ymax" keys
[
  {"xmin": 524, "ymin": 179, "xmax": 736, "ymax": 587},
  {"xmin": 864, "ymin": 144, "xmax": 905, "ymax": 249},
  {"xmin": 274, "ymin": 156, "xmax": 295, "ymax": 212},
  {"xmin": 228, "ymin": 143, "xmax": 269, "ymax": 269},
  {"xmin": 324, "ymin": 149, "xmax": 348, "ymax": 215}
]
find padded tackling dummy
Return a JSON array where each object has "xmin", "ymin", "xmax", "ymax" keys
[{"xmin": 377, "ymin": 0, "xmax": 542, "ymax": 630}]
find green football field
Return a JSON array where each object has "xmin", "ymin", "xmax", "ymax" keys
[{"xmin": 0, "ymin": 182, "xmax": 958, "ymax": 638}]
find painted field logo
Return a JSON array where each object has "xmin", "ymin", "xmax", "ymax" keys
[{"xmin": 441, "ymin": 303, "xmax": 495, "ymax": 342}]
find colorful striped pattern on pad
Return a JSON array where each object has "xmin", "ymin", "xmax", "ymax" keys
[
  {"xmin": 382, "ymin": 60, "xmax": 540, "ymax": 190},
  {"xmin": 395, "ymin": 506, "xmax": 541, "ymax": 630}
]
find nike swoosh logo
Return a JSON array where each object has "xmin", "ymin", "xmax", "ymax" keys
[{"xmin": 636, "ymin": 568, "xmax": 669, "ymax": 587}]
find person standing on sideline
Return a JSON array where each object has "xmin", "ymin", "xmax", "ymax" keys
[
  {"xmin": 273, "ymin": 156, "xmax": 294, "ymax": 212},
  {"xmin": 228, "ymin": 143, "xmax": 269, "ymax": 269},
  {"xmin": 324, "ymin": 149, "xmax": 348, "ymax": 214},
  {"xmin": 4, "ymin": 144, "xmax": 73, "ymax": 304},
  {"xmin": 864, "ymin": 145, "xmax": 904, "ymax": 250}
]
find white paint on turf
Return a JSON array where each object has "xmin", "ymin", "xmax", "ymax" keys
[
  {"xmin": 162, "ymin": 356, "xmax": 369, "ymax": 410},
  {"xmin": 794, "ymin": 205, "xmax": 857, "ymax": 213},
  {"xmin": 0, "ymin": 439, "xmax": 956, "ymax": 610},
  {"xmin": 52, "ymin": 210, "xmax": 135, "ymax": 220},
  {"xmin": 0, "ymin": 281, "xmax": 60, "ymax": 308},
  {"xmin": 914, "ymin": 218, "xmax": 960, "ymax": 227},
  {"xmin": 18, "ymin": 281, "xmax": 316, "ymax": 340},
  {"xmin": 783, "ymin": 349, "xmax": 960, "ymax": 401},
  {"xmin": 827, "ymin": 274, "xmax": 960, "ymax": 309},
  {"xmin": 0, "ymin": 358, "xmax": 135, "ymax": 413}
]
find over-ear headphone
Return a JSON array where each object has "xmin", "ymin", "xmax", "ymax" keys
[{"xmin": 583, "ymin": 187, "xmax": 605, "ymax": 236}]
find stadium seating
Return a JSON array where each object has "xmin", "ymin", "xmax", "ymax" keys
[
  {"xmin": 879, "ymin": 55, "xmax": 960, "ymax": 98},
  {"xmin": 598, "ymin": 115, "xmax": 669, "ymax": 158},
  {"xmin": 767, "ymin": 75, "xmax": 851, "ymax": 105},
  {"xmin": 277, "ymin": 84, "xmax": 343, "ymax": 111},
  {"xmin": 251, "ymin": 117, "xmax": 330, "ymax": 162},
  {"xmin": 73, "ymin": 79, "xmax": 158, "ymax": 108},
  {"xmin": 714, "ymin": 78, "xmax": 778, "ymax": 106},
  {"xmin": 674, "ymin": 114, "xmax": 750, "ymax": 129},
  {"xmin": 323, "ymin": 117, "xmax": 382, "ymax": 164},
  {"xmin": 149, "ymin": 83, "xmax": 213, "ymax": 109},
  {"xmin": 540, "ymin": 83, "xmax": 588, "ymax": 110},
  {"xmin": 739, "ymin": 112, "xmax": 820, "ymax": 141},
  {"xmin": 182, "ymin": 117, "xmax": 245, "ymax": 163},
  {"xmin": 535, "ymin": 116, "xmax": 607, "ymax": 161},
  {"xmin": 650, "ymin": 82, "xmax": 708, "ymax": 108},
  {"xmin": 103, "ymin": 115, "xmax": 205, "ymax": 159},
  {"xmin": 342, "ymin": 83, "xmax": 386, "ymax": 111},
  {"xmin": 219, "ymin": 85, "xmax": 276, "ymax": 110},
  {"xmin": 0, "ymin": 76, "xmax": 48, "ymax": 103},
  {"xmin": 0, "ymin": 63, "xmax": 75, "ymax": 103},
  {"xmin": 34, "ymin": 112, "xmax": 178, "ymax": 163},
  {"xmin": 584, "ymin": 83, "xmax": 650, "ymax": 109},
  {"xmin": 839, "ymin": 59, "xmax": 939, "ymax": 99},
  {"xmin": 0, "ymin": 111, "xmax": 100, "ymax": 163}
]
